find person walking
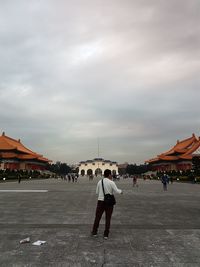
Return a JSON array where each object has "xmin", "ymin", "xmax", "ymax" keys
[
  {"xmin": 67, "ymin": 174, "xmax": 71, "ymax": 182},
  {"xmin": 161, "ymin": 173, "xmax": 169, "ymax": 191},
  {"xmin": 91, "ymin": 169, "xmax": 123, "ymax": 239},
  {"xmin": 133, "ymin": 176, "xmax": 138, "ymax": 187},
  {"xmin": 18, "ymin": 173, "xmax": 22, "ymax": 184}
]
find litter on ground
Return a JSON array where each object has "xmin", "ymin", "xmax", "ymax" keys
[{"xmin": 32, "ymin": 240, "xmax": 46, "ymax": 246}]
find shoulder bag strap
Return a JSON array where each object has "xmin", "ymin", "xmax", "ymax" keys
[{"xmin": 101, "ymin": 179, "xmax": 105, "ymax": 196}]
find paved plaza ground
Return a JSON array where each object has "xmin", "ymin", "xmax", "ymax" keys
[{"xmin": 0, "ymin": 177, "xmax": 200, "ymax": 267}]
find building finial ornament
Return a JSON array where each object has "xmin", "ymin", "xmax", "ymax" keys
[{"xmin": 2, "ymin": 131, "xmax": 5, "ymax": 136}]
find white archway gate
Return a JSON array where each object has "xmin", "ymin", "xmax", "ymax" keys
[{"xmin": 78, "ymin": 158, "xmax": 118, "ymax": 176}]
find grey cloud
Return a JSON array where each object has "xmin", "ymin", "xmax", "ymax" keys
[{"xmin": 0, "ymin": 0, "xmax": 199, "ymax": 163}]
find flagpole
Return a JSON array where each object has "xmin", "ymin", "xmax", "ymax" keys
[
  {"xmin": 97, "ymin": 137, "xmax": 100, "ymax": 176},
  {"xmin": 98, "ymin": 137, "xmax": 99, "ymax": 158}
]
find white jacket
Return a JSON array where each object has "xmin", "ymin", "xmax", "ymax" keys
[{"xmin": 96, "ymin": 178, "xmax": 122, "ymax": 201}]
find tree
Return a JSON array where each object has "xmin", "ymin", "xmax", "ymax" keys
[
  {"xmin": 59, "ymin": 163, "xmax": 71, "ymax": 175},
  {"xmin": 46, "ymin": 162, "xmax": 72, "ymax": 175},
  {"xmin": 192, "ymin": 156, "xmax": 200, "ymax": 175},
  {"xmin": 126, "ymin": 164, "xmax": 150, "ymax": 175}
]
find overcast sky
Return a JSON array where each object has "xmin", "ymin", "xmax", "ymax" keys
[{"xmin": 0, "ymin": 0, "xmax": 200, "ymax": 164}]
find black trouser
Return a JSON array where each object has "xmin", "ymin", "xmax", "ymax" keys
[
  {"xmin": 92, "ymin": 200, "xmax": 113, "ymax": 237},
  {"xmin": 163, "ymin": 182, "xmax": 167, "ymax": 191}
]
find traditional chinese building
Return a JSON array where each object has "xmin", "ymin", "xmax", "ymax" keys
[
  {"xmin": 78, "ymin": 158, "xmax": 118, "ymax": 176},
  {"xmin": 146, "ymin": 134, "xmax": 200, "ymax": 172},
  {"xmin": 0, "ymin": 132, "xmax": 50, "ymax": 170}
]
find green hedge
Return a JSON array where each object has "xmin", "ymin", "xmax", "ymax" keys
[{"xmin": 0, "ymin": 171, "xmax": 51, "ymax": 181}]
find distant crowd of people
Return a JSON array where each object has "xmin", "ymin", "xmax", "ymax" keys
[{"xmin": 63, "ymin": 173, "xmax": 79, "ymax": 182}]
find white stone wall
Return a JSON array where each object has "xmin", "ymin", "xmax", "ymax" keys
[{"xmin": 79, "ymin": 159, "xmax": 118, "ymax": 175}]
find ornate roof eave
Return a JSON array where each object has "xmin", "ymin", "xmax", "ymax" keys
[
  {"xmin": 184, "ymin": 140, "xmax": 200, "ymax": 155},
  {"xmin": 79, "ymin": 158, "xmax": 117, "ymax": 164},
  {"xmin": 145, "ymin": 157, "xmax": 160, "ymax": 163},
  {"xmin": 174, "ymin": 149, "xmax": 187, "ymax": 154},
  {"xmin": 0, "ymin": 133, "xmax": 42, "ymax": 156},
  {"xmin": 38, "ymin": 156, "xmax": 51, "ymax": 163},
  {"xmin": 179, "ymin": 155, "xmax": 192, "ymax": 160},
  {"xmin": 0, "ymin": 154, "xmax": 18, "ymax": 159},
  {"xmin": 0, "ymin": 133, "xmax": 51, "ymax": 163},
  {"xmin": 0, "ymin": 153, "xmax": 50, "ymax": 163},
  {"xmin": 146, "ymin": 134, "xmax": 200, "ymax": 163},
  {"xmin": 159, "ymin": 155, "xmax": 179, "ymax": 161},
  {"xmin": 160, "ymin": 134, "xmax": 197, "ymax": 156},
  {"xmin": 18, "ymin": 155, "xmax": 38, "ymax": 160},
  {"xmin": 159, "ymin": 149, "xmax": 175, "ymax": 157},
  {"xmin": 174, "ymin": 134, "xmax": 197, "ymax": 149}
]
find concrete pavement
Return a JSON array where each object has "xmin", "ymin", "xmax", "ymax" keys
[{"xmin": 0, "ymin": 177, "xmax": 200, "ymax": 266}]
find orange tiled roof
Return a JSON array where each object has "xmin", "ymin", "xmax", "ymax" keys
[
  {"xmin": 159, "ymin": 155, "xmax": 179, "ymax": 161},
  {"xmin": 0, "ymin": 132, "xmax": 50, "ymax": 163},
  {"xmin": 146, "ymin": 157, "xmax": 160, "ymax": 163},
  {"xmin": 18, "ymin": 154, "xmax": 38, "ymax": 160},
  {"xmin": 146, "ymin": 134, "xmax": 200, "ymax": 163},
  {"xmin": 179, "ymin": 154, "xmax": 192, "ymax": 160},
  {"xmin": 0, "ymin": 152, "xmax": 18, "ymax": 159},
  {"xmin": 38, "ymin": 156, "xmax": 50, "ymax": 162},
  {"xmin": 160, "ymin": 134, "xmax": 197, "ymax": 156}
]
